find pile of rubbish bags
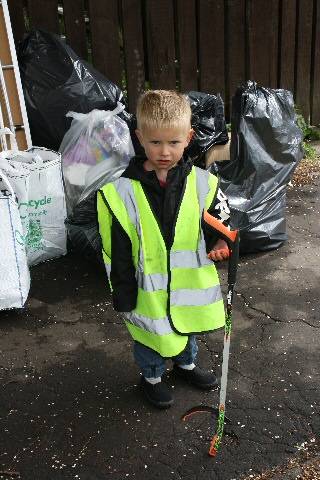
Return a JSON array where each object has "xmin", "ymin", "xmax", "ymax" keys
[
  {"xmin": 0, "ymin": 98, "xmax": 134, "ymax": 310},
  {"xmin": 18, "ymin": 30, "xmax": 133, "ymax": 152},
  {"xmin": 17, "ymin": 30, "xmax": 231, "ymax": 260},
  {"xmin": 1, "ymin": 31, "xmax": 304, "ymax": 311}
]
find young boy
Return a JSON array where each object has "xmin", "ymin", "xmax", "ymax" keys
[{"xmin": 97, "ymin": 90, "xmax": 230, "ymax": 408}]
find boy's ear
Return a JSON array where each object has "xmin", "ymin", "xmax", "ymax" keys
[
  {"xmin": 186, "ymin": 129, "xmax": 194, "ymax": 145},
  {"xmin": 135, "ymin": 129, "xmax": 144, "ymax": 146}
]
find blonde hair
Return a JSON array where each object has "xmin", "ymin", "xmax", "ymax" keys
[{"xmin": 136, "ymin": 90, "xmax": 192, "ymax": 132}]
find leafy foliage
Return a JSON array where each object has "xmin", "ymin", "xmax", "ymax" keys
[{"xmin": 295, "ymin": 108, "xmax": 320, "ymax": 160}]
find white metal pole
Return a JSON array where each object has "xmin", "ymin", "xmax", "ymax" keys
[
  {"xmin": 0, "ymin": 102, "xmax": 8, "ymax": 150},
  {"xmin": 1, "ymin": 0, "xmax": 32, "ymax": 148},
  {"xmin": 0, "ymin": 60, "xmax": 18, "ymax": 150}
]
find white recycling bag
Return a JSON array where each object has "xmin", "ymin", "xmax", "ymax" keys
[
  {"xmin": 0, "ymin": 147, "xmax": 67, "ymax": 266},
  {"xmin": 0, "ymin": 170, "xmax": 30, "ymax": 310}
]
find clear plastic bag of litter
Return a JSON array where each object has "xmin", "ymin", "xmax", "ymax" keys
[
  {"xmin": 60, "ymin": 103, "xmax": 134, "ymax": 214},
  {"xmin": 214, "ymin": 81, "xmax": 304, "ymax": 253}
]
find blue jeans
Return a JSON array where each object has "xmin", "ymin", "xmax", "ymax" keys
[{"xmin": 134, "ymin": 335, "xmax": 198, "ymax": 378}]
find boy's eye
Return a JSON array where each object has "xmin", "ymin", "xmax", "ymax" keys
[
  {"xmin": 170, "ymin": 141, "xmax": 180, "ymax": 145},
  {"xmin": 150, "ymin": 141, "xmax": 160, "ymax": 145}
]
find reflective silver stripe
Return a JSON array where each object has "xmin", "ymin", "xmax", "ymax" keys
[
  {"xmin": 195, "ymin": 167, "xmax": 210, "ymax": 215},
  {"xmin": 136, "ymin": 270, "xmax": 168, "ymax": 291},
  {"xmin": 124, "ymin": 311, "xmax": 174, "ymax": 335},
  {"xmin": 194, "ymin": 167, "xmax": 214, "ymax": 256},
  {"xmin": 170, "ymin": 249, "xmax": 212, "ymax": 269},
  {"xmin": 113, "ymin": 177, "xmax": 139, "ymax": 229},
  {"xmin": 113, "ymin": 178, "xmax": 147, "ymax": 268},
  {"xmin": 171, "ymin": 285, "xmax": 222, "ymax": 306},
  {"xmin": 104, "ymin": 263, "xmax": 111, "ymax": 277}
]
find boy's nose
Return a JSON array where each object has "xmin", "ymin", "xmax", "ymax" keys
[{"xmin": 160, "ymin": 144, "xmax": 170, "ymax": 156}]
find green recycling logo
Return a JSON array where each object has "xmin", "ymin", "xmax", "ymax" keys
[
  {"xmin": 17, "ymin": 196, "xmax": 51, "ymax": 252},
  {"xmin": 26, "ymin": 220, "xmax": 43, "ymax": 250},
  {"xmin": 16, "ymin": 220, "xmax": 44, "ymax": 251}
]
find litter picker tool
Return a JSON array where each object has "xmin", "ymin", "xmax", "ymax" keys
[{"xmin": 181, "ymin": 211, "xmax": 239, "ymax": 457}]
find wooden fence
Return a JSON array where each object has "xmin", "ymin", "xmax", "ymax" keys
[{"xmin": 7, "ymin": 0, "xmax": 320, "ymax": 124}]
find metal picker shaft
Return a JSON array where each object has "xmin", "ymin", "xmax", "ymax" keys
[
  {"xmin": 205, "ymin": 212, "xmax": 239, "ymax": 457},
  {"xmin": 208, "ymin": 277, "xmax": 237, "ymax": 455}
]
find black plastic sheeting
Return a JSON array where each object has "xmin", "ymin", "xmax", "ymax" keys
[
  {"xmin": 186, "ymin": 91, "xmax": 229, "ymax": 165},
  {"xmin": 214, "ymin": 81, "xmax": 303, "ymax": 254},
  {"xmin": 65, "ymin": 192, "xmax": 102, "ymax": 263},
  {"xmin": 18, "ymin": 30, "xmax": 132, "ymax": 151},
  {"xmin": 65, "ymin": 166, "xmax": 125, "ymax": 262}
]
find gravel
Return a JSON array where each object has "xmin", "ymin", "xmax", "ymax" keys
[{"xmin": 240, "ymin": 438, "xmax": 320, "ymax": 480}]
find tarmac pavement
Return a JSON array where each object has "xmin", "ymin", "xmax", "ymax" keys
[{"xmin": 0, "ymin": 179, "xmax": 319, "ymax": 480}]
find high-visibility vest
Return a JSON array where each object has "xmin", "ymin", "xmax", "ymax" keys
[{"xmin": 97, "ymin": 166, "xmax": 225, "ymax": 357}]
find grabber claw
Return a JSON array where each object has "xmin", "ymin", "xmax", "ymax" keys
[{"xmin": 181, "ymin": 405, "xmax": 231, "ymax": 423}]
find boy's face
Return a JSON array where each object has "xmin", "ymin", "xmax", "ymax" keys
[{"xmin": 136, "ymin": 126, "xmax": 193, "ymax": 173}]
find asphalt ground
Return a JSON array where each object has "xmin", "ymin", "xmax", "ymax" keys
[{"xmin": 0, "ymin": 179, "xmax": 319, "ymax": 480}]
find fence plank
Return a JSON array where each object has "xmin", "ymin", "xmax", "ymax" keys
[
  {"xmin": 248, "ymin": 0, "xmax": 279, "ymax": 88},
  {"xmin": 296, "ymin": 0, "xmax": 313, "ymax": 121},
  {"xmin": 175, "ymin": 0, "xmax": 198, "ymax": 93},
  {"xmin": 145, "ymin": 0, "xmax": 176, "ymax": 90},
  {"xmin": 121, "ymin": 0, "xmax": 145, "ymax": 112},
  {"xmin": 279, "ymin": 0, "xmax": 296, "ymax": 93},
  {"xmin": 198, "ymin": 0, "xmax": 225, "ymax": 97},
  {"xmin": 27, "ymin": 0, "xmax": 59, "ymax": 33},
  {"xmin": 312, "ymin": 0, "xmax": 320, "ymax": 124},
  {"xmin": 63, "ymin": 0, "xmax": 87, "ymax": 59},
  {"xmin": 88, "ymin": 0, "xmax": 122, "ymax": 87},
  {"xmin": 7, "ymin": 0, "xmax": 25, "ymax": 43},
  {"xmin": 227, "ymin": 0, "xmax": 246, "ymax": 117}
]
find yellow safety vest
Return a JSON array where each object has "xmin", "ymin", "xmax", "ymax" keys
[{"xmin": 97, "ymin": 166, "xmax": 225, "ymax": 357}]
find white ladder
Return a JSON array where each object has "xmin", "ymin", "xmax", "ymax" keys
[{"xmin": 0, "ymin": 0, "xmax": 31, "ymax": 151}]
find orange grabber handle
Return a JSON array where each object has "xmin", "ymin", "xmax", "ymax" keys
[
  {"xmin": 204, "ymin": 210, "xmax": 240, "ymax": 286},
  {"xmin": 203, "ymin": 210, "xmax": 238, "ymax": 246}
]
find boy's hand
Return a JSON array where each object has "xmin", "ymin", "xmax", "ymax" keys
[{"xmin": 207, "ymin": 239, "xmax": 229, "ymax": 262}]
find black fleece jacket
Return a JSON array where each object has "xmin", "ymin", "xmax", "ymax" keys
[{"xmin": 109, "ymin": 155, "xmax": 230, "ymax": 312}]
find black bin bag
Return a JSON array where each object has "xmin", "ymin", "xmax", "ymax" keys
[
  {"xmin": 186, "ymin": 91, "xmax": 229, "ymax": 165},
  {"xmin": 65, "ymin": 165, "xmax": 125, "ymax": 262},
  {"xmin": 214, "ymin": 81, "xmax": 303, "ymax": 253},
  {"xmin": 65, "ymin": 193, "xmax": 102, "ymax": 263},
  {"xmin": 18, "ymin": 30, "xmax": 132, "ymax": 151}
]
